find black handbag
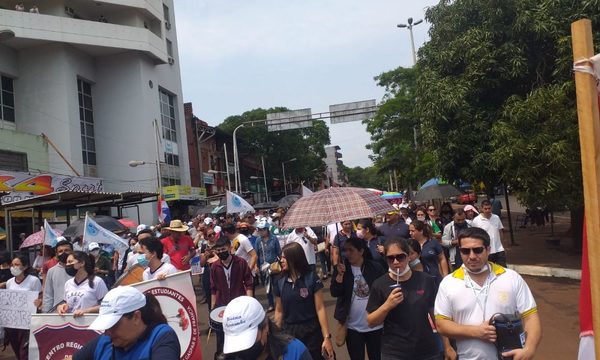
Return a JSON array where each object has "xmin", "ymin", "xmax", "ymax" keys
[{"xmin": 489, "ymin": 313, "xmax": 526, "ymax": 360}]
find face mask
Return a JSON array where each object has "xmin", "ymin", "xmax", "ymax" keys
[
  {"xmin": 463, "ymin": 263, "xmax": 489, "ymax": 275},
  {"xmin": 409, "ymin": 258, "xmax": 421, "ymax": 268},
  {"xmin": 389, "ymin": 265, "xmax": 410, "ymax": 278},
  {"xmin": 90, "ymin": 250, "xmax": 100, "ymax": 257},
  {"xmin": 417, "ymin": 215, "xmax": 426, "ymax": 221},
  {"xmin": 137, "ymin": 254, "xmax": 149, "ymax": 267},
  {"xmin": 10, "ymin": 266, "xmax": 23, "ymax": 277},
  {"xmin": 57, "ymin": 253, "xmax": 69, "ymax": 264},
  {"xmin": 217, "ymin": 251, "xmax": 230, "ymax": 261},
  {"xmin": 231, "ymin": 340, "xmax": 265, "ymax": 360},
  {"xmin": 65, "ymin": 265, "xmax": 78, "ymax": 277},
  {"xmin": 356, "ymin": 229, "xmax": 365, "ymax": 239}
]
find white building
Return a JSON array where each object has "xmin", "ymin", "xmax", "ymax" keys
[
  {"xmin": 324, "ymin": 145, "xmax": 347, "ymax": 186},
  {"xmin": 0, "ymin": 0, "xmax": 190, "ymax": 222}
]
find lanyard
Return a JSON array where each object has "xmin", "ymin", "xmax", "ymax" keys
[{"xmin": 465, "ymin": 272, "xmax": 492, "ymax": 321}]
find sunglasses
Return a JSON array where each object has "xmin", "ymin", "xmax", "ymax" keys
[
  {"xmin": 386, "ymin": 253, "xmax": 408, "ymax": 263},
  {"xmin": 459, "ymin": 247, "xmax": 485, "ymax": 255},
  {"xmin": 428, "ymin": 208, "xmax": 436, "ymax": 211}
]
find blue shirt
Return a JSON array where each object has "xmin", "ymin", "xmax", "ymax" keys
[
  {"xmin": 420, "ymin": 239, "xmax": 443, "ymax": 283},
  {"xmin": 255, "ymin": 233, "xmax": 281, "ymax": 265},
  {"xmin": 283, "ymin": 338, "xmax": 312, "ymax": 360}
]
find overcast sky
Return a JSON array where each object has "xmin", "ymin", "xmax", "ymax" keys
[{"xmin": 174, "ymin": 0, "xmax": 438, "ymax": 168}]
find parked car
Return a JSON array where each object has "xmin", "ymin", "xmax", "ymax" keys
[{"xmin": 458, "ymin": 190, "xmax": 477, "ymax": 204}]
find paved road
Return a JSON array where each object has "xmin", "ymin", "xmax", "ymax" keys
[{"xmin": 199, "ymin": 274, "xmax": 580, "ymax": 360}]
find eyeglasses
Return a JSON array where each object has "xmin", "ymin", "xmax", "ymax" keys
[
  {"xmin": 386, "ymin": 253, "xmax": 408, "ymax": 263},
  {"xmin": 459, "ymin": 247, "xmax": 486, "ymax": 255}
]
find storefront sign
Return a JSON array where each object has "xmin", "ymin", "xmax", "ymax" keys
[
  {"xmin": 163, "ymin": 185, "xmax": 206, "ymax": 200},
  {"xmin": 203, "ymin": 172, "xmax": 214, "ymax": 185},
  {"xmin": 0, "ymin": 170, "xmax": 103, "ymax": 205}
]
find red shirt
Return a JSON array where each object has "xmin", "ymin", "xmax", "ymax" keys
[
  {"xmin": 161, "ymin": 234, "xmax": 195, "ymax": 271},
  {"xmin": 42, "ymin": 257, "xmax": 59, "ymax": 275}
]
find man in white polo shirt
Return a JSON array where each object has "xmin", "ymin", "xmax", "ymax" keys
[
  {"xmin": 286, "ymin": 227, "xmax": 318, "ymax": 272},
  {"xmin": 472, "ymin": 199, "xmax": 507, "ymax": 266},
  {"xmin": 434, "ymin": 227, "xmax": 541, "ymax": 360}
]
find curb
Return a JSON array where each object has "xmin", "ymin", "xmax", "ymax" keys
[{"xmin": 508, "ymin": 264, "xmax": 581, "ymax": 280}]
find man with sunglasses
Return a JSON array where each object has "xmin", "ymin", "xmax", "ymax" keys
[{"xmin": 434, "ymin": 227, "xmax": 541, "ymax": 360}]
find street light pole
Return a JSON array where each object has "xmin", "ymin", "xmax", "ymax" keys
[
  {"xmin": 397, "ymin": 17, "xmax": 423, "ymax": 66},
  {"xmin": 282, "ymin": 158, "xmax": 297, "ymax": 196},
  {"xmin": 261, "ymin": 156, "xmax": 269, "ymax": 202},
  {"xmin": 223, "ymin": 143, "xmax": 231, "ymax": 191},
  {"xmin": 152, "ymin": 119, "xmax": 163, "ymax": 197}
]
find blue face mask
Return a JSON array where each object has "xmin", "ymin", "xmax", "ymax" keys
[{"xmin": 137, "ymin": 254, "xmax": 149, "ymax": 267}]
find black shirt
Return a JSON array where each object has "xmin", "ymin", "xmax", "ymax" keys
[
  {"xmin": 366, "ymin": 271, "xmax": 438, "ymax": 359},
  {"xmin": 0, "ymin": 268, "xmax": 11, "ymax": 283},
  {"xmin": 333, "ymin": 231, "xmax": 355, "ymax": 262},
  {"xmin": 378, "ymin": 221, "xmax": 410, "ymax": 240},
  {"xmin": 273, "ymin": 272, "xmax": 323, "ymax": 325}
]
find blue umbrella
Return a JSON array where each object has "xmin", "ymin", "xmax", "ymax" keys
[{"xmin": 421, "ymin": 178, "xmax": 443, "ymax": 189}]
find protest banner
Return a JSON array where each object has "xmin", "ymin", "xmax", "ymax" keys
[
  {"xmin": 132, "ymin": 270, "xmax": 202, "ymax": 360},
  {"xmin": 28, "ymin": 314, "xmax": 100, "ymax": 360},
  {"xmin": 0, "ymin": 289, "xmax": 38, "ymax": 330}
]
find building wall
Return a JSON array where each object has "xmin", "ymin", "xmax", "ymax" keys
[
  {"xmin": 0, "ymin": 129, "xmax": 48, "ymax": 171},
  {"xmin": 0, "ymin": 0, "xmax": 188, "ymax": 224}
]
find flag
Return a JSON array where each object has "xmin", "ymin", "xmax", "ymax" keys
[
  {"xmin": 43, "ymin": 219, "xmax": 59, "ymax": 247},
  {"xmin": 579, "ymin": 220, "xmax": 595, "ymax": 360},
  {"xmin": 226, "ymin": 191, "xmax": 255, "ymax": 214},
  {"xmin": 83, "ymin": 214, "xmax": 128, "ymax": 254},
  {"xmin": 158, "ymin": 196, "xmax": 171, "ymax": 224},
  {"xmin": 302, "ymin": 184, "xmax": 313, "ymax": 196}
]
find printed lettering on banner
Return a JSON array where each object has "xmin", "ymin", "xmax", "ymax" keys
[
  {"xmin": 132, "ymin": 270, "xmax": 202, "ymax": 360},
  {"xmin": 28, "ymin": 314, "xmax": 101, "ymax": 360},
  {"xmin": 0, "ymin": 289, "xmax": 38, "ymax": 329}
]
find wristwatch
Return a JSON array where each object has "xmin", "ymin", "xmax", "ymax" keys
[{"xmin": 324, "ymin": 333, "xmax": 332, "ymax": 339}]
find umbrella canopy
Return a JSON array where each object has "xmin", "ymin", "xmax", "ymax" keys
[
  {"xmin": 381, "ymin": 192, "xmax": 403, "ymax": 200},
  {"xmin": 63, "ymin": 215, "xmax": 128, "ymax": 238},
  {"xmin": 277, "ymin": 194, "xmax": 301, "ymax": 208},
  {"xmin": 118, "ymin": 218, "xmax": 138, "ymax": 228},
  {"xmin": 413, "ymin": 184, "xmax": 461, "ymax": 202},
  {"xmin": 282, "ymin": 187, "xmax": 396, "ymax": 228},
  {"xmin": 254, "ymin": 201, "xmax": 280, "ymax": 210},
  {"xmin": 212, "ymin": 205, "xmax": 227, "ymax": 214},
  {"xmin": 20, "ymin": 228, "xmax": 63, "ymax": 249},
  {"xmin": 421, "ymin": 178, "xmax": 443, "ymax": 189}
]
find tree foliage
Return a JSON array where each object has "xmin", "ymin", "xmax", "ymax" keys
[
  {"xmin": 340, "ymin": 164, "xmax": 390, "ymax": 190},
  {"xmin": 412, "ymin": 0, "xmax": 600, "ymax": 210},
  {"xmin": 218, "ymin": 108, "xmax": 330, "ymax": 189}
]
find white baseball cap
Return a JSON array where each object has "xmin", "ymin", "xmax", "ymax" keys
[
  {"xmin": 88, "ymin": 242, "xmax": 100, "ymax": 251},
  {"xmin": 88, "ymin": 286, "xmax": 146, "ymax": 331},
  {"xmin": 223, "ymin": 296, "xmax": 266, "ymax": 354},
  {"xmin": 203, "ymin": 217, "xmax": 213, "ymax": 225},
  {"xmin": 136, "ymin": 224, "xmax": 150, "ymax": 235}
]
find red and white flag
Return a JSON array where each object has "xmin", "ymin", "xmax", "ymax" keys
[{"xmin": 578, "ymin": 221, "xmax": 595, "ymax": 360}]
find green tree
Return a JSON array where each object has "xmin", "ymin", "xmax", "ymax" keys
[
  {"xmin": 218, "ymin": 108, "xmax": 330, "ymax": 192},
  {"xmin": 341, "ymin": 164, "xmax": 389, "ymax": 190}
]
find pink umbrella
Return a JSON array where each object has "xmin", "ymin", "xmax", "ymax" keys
[{"xmin": 20, "ymin": 228, "xmax": 63, "ymax": 249}]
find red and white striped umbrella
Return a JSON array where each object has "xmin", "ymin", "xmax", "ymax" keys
[{"xmin": 282, "ymin": 187, "xmax": 395, "ymax": 228}]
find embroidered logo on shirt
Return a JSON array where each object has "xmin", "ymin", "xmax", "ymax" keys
[{"xmin": 299, "ymin": 288, "xmax": 309, "ymax": 298}]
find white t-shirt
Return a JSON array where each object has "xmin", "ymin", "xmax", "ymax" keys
[
  {"xmin": 6, "ymin": 274, "xmax": 42, "ymax": 292},
  {"xmin": 472, "ymin": 214, "xmax": 505, "ymax": 254},
  {"xmin": 287, "ymin": 228, "xmax": 317, "ymax": 265},
  {"xmin": 327, "ymin": 223, "xmax": 341, "ymax": 245},
  {"xmin": 64, "ymin": 276, "xmax": 108, "ymax": 312},
  {"xmin": 434, "ymin": 264, "xmax": 537, "ymax": 360},
  {"xmin": 143, "ymin": 262, "xmax": 179, "ymax": 281},
  {"xmin": 232, "ymin": 234, "xmax": 254, "ymax": 265},
  {"xmin": 347, "ymin": 266, "xmax": 382, "ymax": 332}
]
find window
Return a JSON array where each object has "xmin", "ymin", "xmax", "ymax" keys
[
  {"xmin": 166, "ymin": 39, "xmax": 173, "ymax": 57},
  {"xmin": 1, "ymin": 76, "xmax": 15, "ymax": 122},
  {"xmin": 163, "ymin": 4, "xmax": 170, "ymax": 22},
  {"xmin": 164, "ymin": 153, "xmax": 179, "ymax": 166},
  {"xmin": 0, "ymin": 150, "xmax": 27, "ymax": 171},
  {"xmin": 162, "ymin": 177, "xmax": 180, "ymax": 186},
  {"xmin": 159, "ymin": 88, "xmax": 177, "ymax": 143},
  {"xmin": 78, "ymin": 79, "xmax": 96, "ymax": 165}
]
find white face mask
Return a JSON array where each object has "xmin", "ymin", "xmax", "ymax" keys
[
  {"xmin": 417, "ymin": 215, "xmax": 426, "ymax": 221},
  {"xmin": 389, "ymin": 265, "xmax": 410, "ymax": 278},
  {"xmin": 409, "ymin": 258, "xmax": 421, "ymax": 268},
  {"xmin": 10, "ymin": 266, "xmax": 23, "ymax": 277}
]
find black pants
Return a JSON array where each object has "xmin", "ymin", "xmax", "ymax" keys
[
  {"xmin": 285, "ymin": 318, "xmax": 324, "ymax": 360},
  {"xmin": 5, "ymin": 328, "xmax": 29, "ymax": 360},
  {"xmin": 346, "ymin": 328, "xmax": 382, "ymax": 360},
  {"xmin": 488, "ymin": 251, "xmax": 507, "ymax": 267}
]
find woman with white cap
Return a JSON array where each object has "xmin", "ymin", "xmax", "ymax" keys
[
  {"xmin": 222, "ymin": 296, "xmax": 311, "ymax": 360},
  {"xmin": 73, "ymin": 286, "xmax": 180, "ymax": 359}
]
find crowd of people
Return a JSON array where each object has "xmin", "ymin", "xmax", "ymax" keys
[{"xmin": 0, "ymin": 195, "xmax": 541, "ymax": 360}]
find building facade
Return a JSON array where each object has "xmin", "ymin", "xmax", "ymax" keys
[
  {"xmin": 324, "ymin": 145, "xmax": 347, "ymax": 187},
  {"xmin": 0, "ymin": 0, "xmax": 189, "ymax": 223}
]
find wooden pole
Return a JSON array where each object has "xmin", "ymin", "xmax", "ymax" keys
[
  {"xmin": 41, "ymin": 133, "xmax": 81, "ymax": 176},
  {"xmin": 571, "ymin": 18, "xmax": 600, "ymax": 357}
]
